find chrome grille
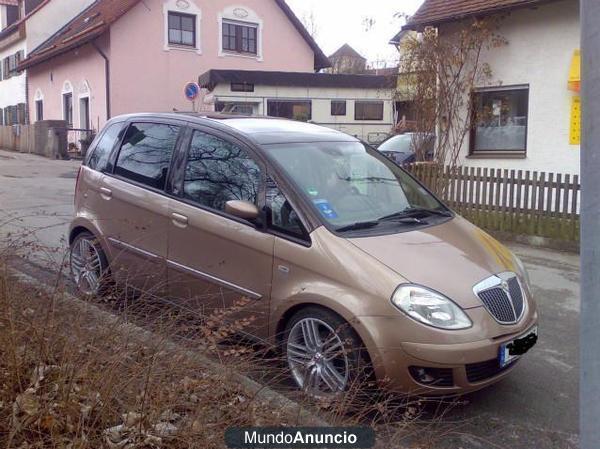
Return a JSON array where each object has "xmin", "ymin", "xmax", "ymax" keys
[
  {"xmin": 479, "ymin": 288, "xmax": 516, "ymax": 323},
  {"xmin": 474, "ymin": 273, "xmax": 526, "ymax": 325},
  {"xmin": 508, "ymin": 277, "xmax": 524, "ymax": 318}
]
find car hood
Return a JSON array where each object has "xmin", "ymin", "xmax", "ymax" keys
[{"xmin": 348, "ymin": 217, "xmax": 519, "ymax": 309}]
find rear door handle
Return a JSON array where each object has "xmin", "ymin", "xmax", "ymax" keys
[
  {"xmin": 171, "ymin": 213, "xmax": 189, "ymax": 228},
  {"xmin": 100, "ymin": 187, "xmax": 112, "ymax": 199}
]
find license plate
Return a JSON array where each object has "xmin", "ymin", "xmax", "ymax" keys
[{"xmin": 499, "ymin": 326, "xmax": 538, "ymax": 368}]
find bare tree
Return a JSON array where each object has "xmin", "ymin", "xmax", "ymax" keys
[
  {"xmin": 301, "ymin": 10, "xmax": 319, "ymax": 40},
  {"xmin": 397, "ymin": 18, "xmax": 507, "ymax": 169}
]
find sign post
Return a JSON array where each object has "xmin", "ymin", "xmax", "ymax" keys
[
  {"xmin": 184, "ymin": 82, "xmax": 200, "ymax": 112},
  {"xmin": 581, "ymin": 1, "xmax": 600, "ymax": 448}
]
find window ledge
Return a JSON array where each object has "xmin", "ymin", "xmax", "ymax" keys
[
  {"xmin": 219, "ymin": 50, "xmax": 262, "ymax": 61},
  {"xmin": 467, "ymin": 153, "xmax": 527, "ymax": 160},
  {"xmin": 165, "ymin": 44, "xmax": 202, "ymax": 54}
]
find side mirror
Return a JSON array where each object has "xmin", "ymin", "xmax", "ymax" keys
[{"xmin": 225, "ymin": 200, "xmax": 260, "ymax": 220}]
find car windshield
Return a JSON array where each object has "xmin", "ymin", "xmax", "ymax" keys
[
  {"xmin": 378, "ymin": 135, "xmax": 413, "ymax": 153},
  {"xmin": 263, "ymin": 142, "xmax": 448, "ymax": 231}
]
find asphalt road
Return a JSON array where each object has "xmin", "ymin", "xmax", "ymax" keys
[{"xmin": 0, "ymin": 149, "xmax": 580, "ymax": 448}]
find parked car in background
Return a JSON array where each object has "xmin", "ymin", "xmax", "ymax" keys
[
  {"xmin": 378, "ymin": 132, "xmax": 435, "ymax": 165},
  {"xmin": 69, "ymin": 114, "xmax": 537, "ymax": 398}
]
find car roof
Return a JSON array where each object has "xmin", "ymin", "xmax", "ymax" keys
[{"xmin": 109, "ymin": 112, "xmax": 359, "ymax": 145}]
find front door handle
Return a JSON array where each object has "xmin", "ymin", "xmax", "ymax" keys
[
  {"xmin": 100, "ymin": 187, "xmax": 112, "ymax": 199},
  {"xmin": 171, "ymin": 213, "xmax": 189, "ymax": 228}
]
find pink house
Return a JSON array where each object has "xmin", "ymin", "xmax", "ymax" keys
[{"xmin": 19, "ymin": 0, "xmax": 329, "ymax": 131}]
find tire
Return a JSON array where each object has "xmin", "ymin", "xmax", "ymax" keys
[
  {"xmin": 69, "ymin": 231, "xmax": 110, "ymax": 297},
  {"xmin": 283, "ymin": 306, "xmax": 371, "ymax": 398}
]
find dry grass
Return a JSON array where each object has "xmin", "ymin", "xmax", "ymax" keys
[
  {"xmin": 0, "ymin": 237, "xmax": 461, "ymax": 449},
  {"xmin": 0, "ymin": 262, "xmax": 324, "ymax": 448}
]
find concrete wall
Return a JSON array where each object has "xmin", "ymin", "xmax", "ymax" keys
[
  {"xmin": 0, "ymin": 120, "xmax": 67, "ymax": 158},
  {"xmin": 210, "ymin": 83, "xmax": 395, "ymax": 143},
  {"xmin": 448, "ymin": 0, "xmax": 581, "ymax": 175}
]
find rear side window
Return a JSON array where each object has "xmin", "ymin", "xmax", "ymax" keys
[
  {"xmin": 183, "ymin": 130, "xmax": 261, "ymax": 212},
  {"xmin": 87, "ymin": 123, "xmax": 122, "ymax": 172},
  {"xmin": 114, "ymin": 123, "xmax": 179, "ymax": 190}
]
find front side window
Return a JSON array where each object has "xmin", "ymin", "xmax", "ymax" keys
[
  {"xmin": 263, "ymin": 142, "xmax": 446, "ymax": 234},
  {"xmin": 266, "ymin": 178, "xmax": 307, "ymax": 241},
  {"xmin": 471, "ymin": 86, "xmax": 529, "ymax": 156},
  {"xmin": 114, "ymin": 123, "xmax": 180, "ymax": 190},
  {"xmin": 168, "ymin": 12, "xmax": 196, "ymax": 47},
  {"xmin": 87, "ymin": 123, "xmax": 123, "ymax": 172},
  {"xmin": 267, "ymin": 100, "xmax": 312, "ymax": 122},
  {"xmin": 63, "ymin": 93, "xmax": 73, "ymax": 127},
  {"xmin": 355, "ymin": 101, "xmax": 384, "ymax": 121},
  {"xmin": 183, "ymin": 131, "xmax": 261, "ymax": 213},
  {"xmin": 222, "ymin": 21, "xmax": 257, "ymax": 55}
]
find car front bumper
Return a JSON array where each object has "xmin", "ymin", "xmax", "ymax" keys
[{"xmin": 356, "ymin": 312, "xmax": 539, "ymax": 395}]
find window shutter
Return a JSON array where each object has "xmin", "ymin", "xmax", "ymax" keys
[
  {"xmin": 15, "ymin": 51, "xmax": 21, "ymax": 75},
  {"xmin": 0, "ymin": 108, "xmax": 3, "ymax": 126},
  {"xmin": 17, "ymin": 103, "xmax": 26, "ymax": 124}
]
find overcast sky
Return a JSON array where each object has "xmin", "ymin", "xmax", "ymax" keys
[{"xmin": 287, "ymin": 0, "xmax": 424, "ymax": 68}]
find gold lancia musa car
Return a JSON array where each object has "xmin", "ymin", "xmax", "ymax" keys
[{"xmin": 69, "ymin": 113, "xmax": 538, "ymax": 396}]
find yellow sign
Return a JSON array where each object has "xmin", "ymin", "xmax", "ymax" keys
[
  {"xmin": 570, "ymin": 95, "xmax": 581, "ymax": 145},
  {"xmin": 568, "ymin": 50, "xmax": 581, "ymax": 92}
]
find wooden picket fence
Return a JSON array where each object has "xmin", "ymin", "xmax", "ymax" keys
[{"xmin": 406, "ymin": 164, "xmax": 581, "ymax": 242}]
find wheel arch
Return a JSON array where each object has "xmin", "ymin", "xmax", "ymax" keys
[
  {"xmin": 273, "ymin": 302, "xmax": 378, "ymax": 366},
  {"xmin": 68, "ymin": 218, "xmax": 112, "ymax": 259}
]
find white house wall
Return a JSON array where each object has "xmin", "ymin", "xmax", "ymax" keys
[
  {"xmin": 452, "ymin": 0, "xmax": 580, "ymax": 175},
  {"xmin": 0, "ymin": 39, "xmax": 26, "ymax": 109},
  {"xmin": 211, "ymin": 84, "xmax": 395, "ymax": 144},
  {"xmin": 26, "ymin": 0, "xmax": 96, "ymax": 51}
]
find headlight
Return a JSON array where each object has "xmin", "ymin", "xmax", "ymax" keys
[{"xmin": 391, "ymin": 285, "xmax": 472, "ymax": 330}]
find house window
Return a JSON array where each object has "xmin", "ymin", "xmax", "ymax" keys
[
  {"xmin": 470, "ymin": 86, "xmax": 529, "ymax": 156},
  {"xmin": 331, "ymin": 100, "xmax": 347, "ymax": 116},
  {"xmin": 80, "ymin": 97, "xmax": 90, "ymax": 129},
  {"xmin": 215, "ymin": 102, "xmax": 255, "ymax": 116},
  {"xmin": 267, "ymin": 100, "xmax": 312, "ymax": 122},
  {"xmin": 355, "ymin": 101, "xmax": 384, "ymax": 121},
  {"xmin": 35, "ymin": 100, "xmax": 43, "ymax": 122},
  {"xmin": 222, "ymin": 20, "xmax": 257, "ymax": 55},
  {"xmin": 231, "ymin": 82, "xmax": 254, "ymax": 92},
  {"xmin": 168, "ymin": 12, "xmax": 196, "ymax": 47},
  {"xmin": 63, "ymin": 93, "xmax": 73, "ymax": 127}
]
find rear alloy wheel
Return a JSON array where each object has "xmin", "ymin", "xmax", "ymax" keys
[
  {"xmin": 70, "ymin": 232, "xmax": 109, "ymax": 296},
  {"xmin": 284, "ymin": 308, "xmax": 368, "ymax": 398}
]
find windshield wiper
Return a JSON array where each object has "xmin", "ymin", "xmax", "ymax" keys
[
  {"xmin": 379, "ymin": 207, "xmax": 452, "ymax": 222},
  {"xmin": 336, "ymin": 221, "xmax": 380, "ymax": 232}
]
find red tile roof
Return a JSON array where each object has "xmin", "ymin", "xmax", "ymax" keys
[
  {"xmin": 403, "ymin": 0, "xmax": 562, "ymax": 30},
  {"xmin": 20, "ymin": 0, "xmax": 330, "ymax": 71}
]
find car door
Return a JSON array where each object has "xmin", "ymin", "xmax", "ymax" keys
[
  {"xmin": 98, "ymin": 120, "xmax": 183, "ymax": 295},
  {"xmin": 167, "ymin": 126, "xmax": 274, "ymax": 340}
]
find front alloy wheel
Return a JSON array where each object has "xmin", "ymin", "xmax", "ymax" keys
[{"xmin": 287, "ymin": 317, "xmax": 350, "ymax": 396}]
